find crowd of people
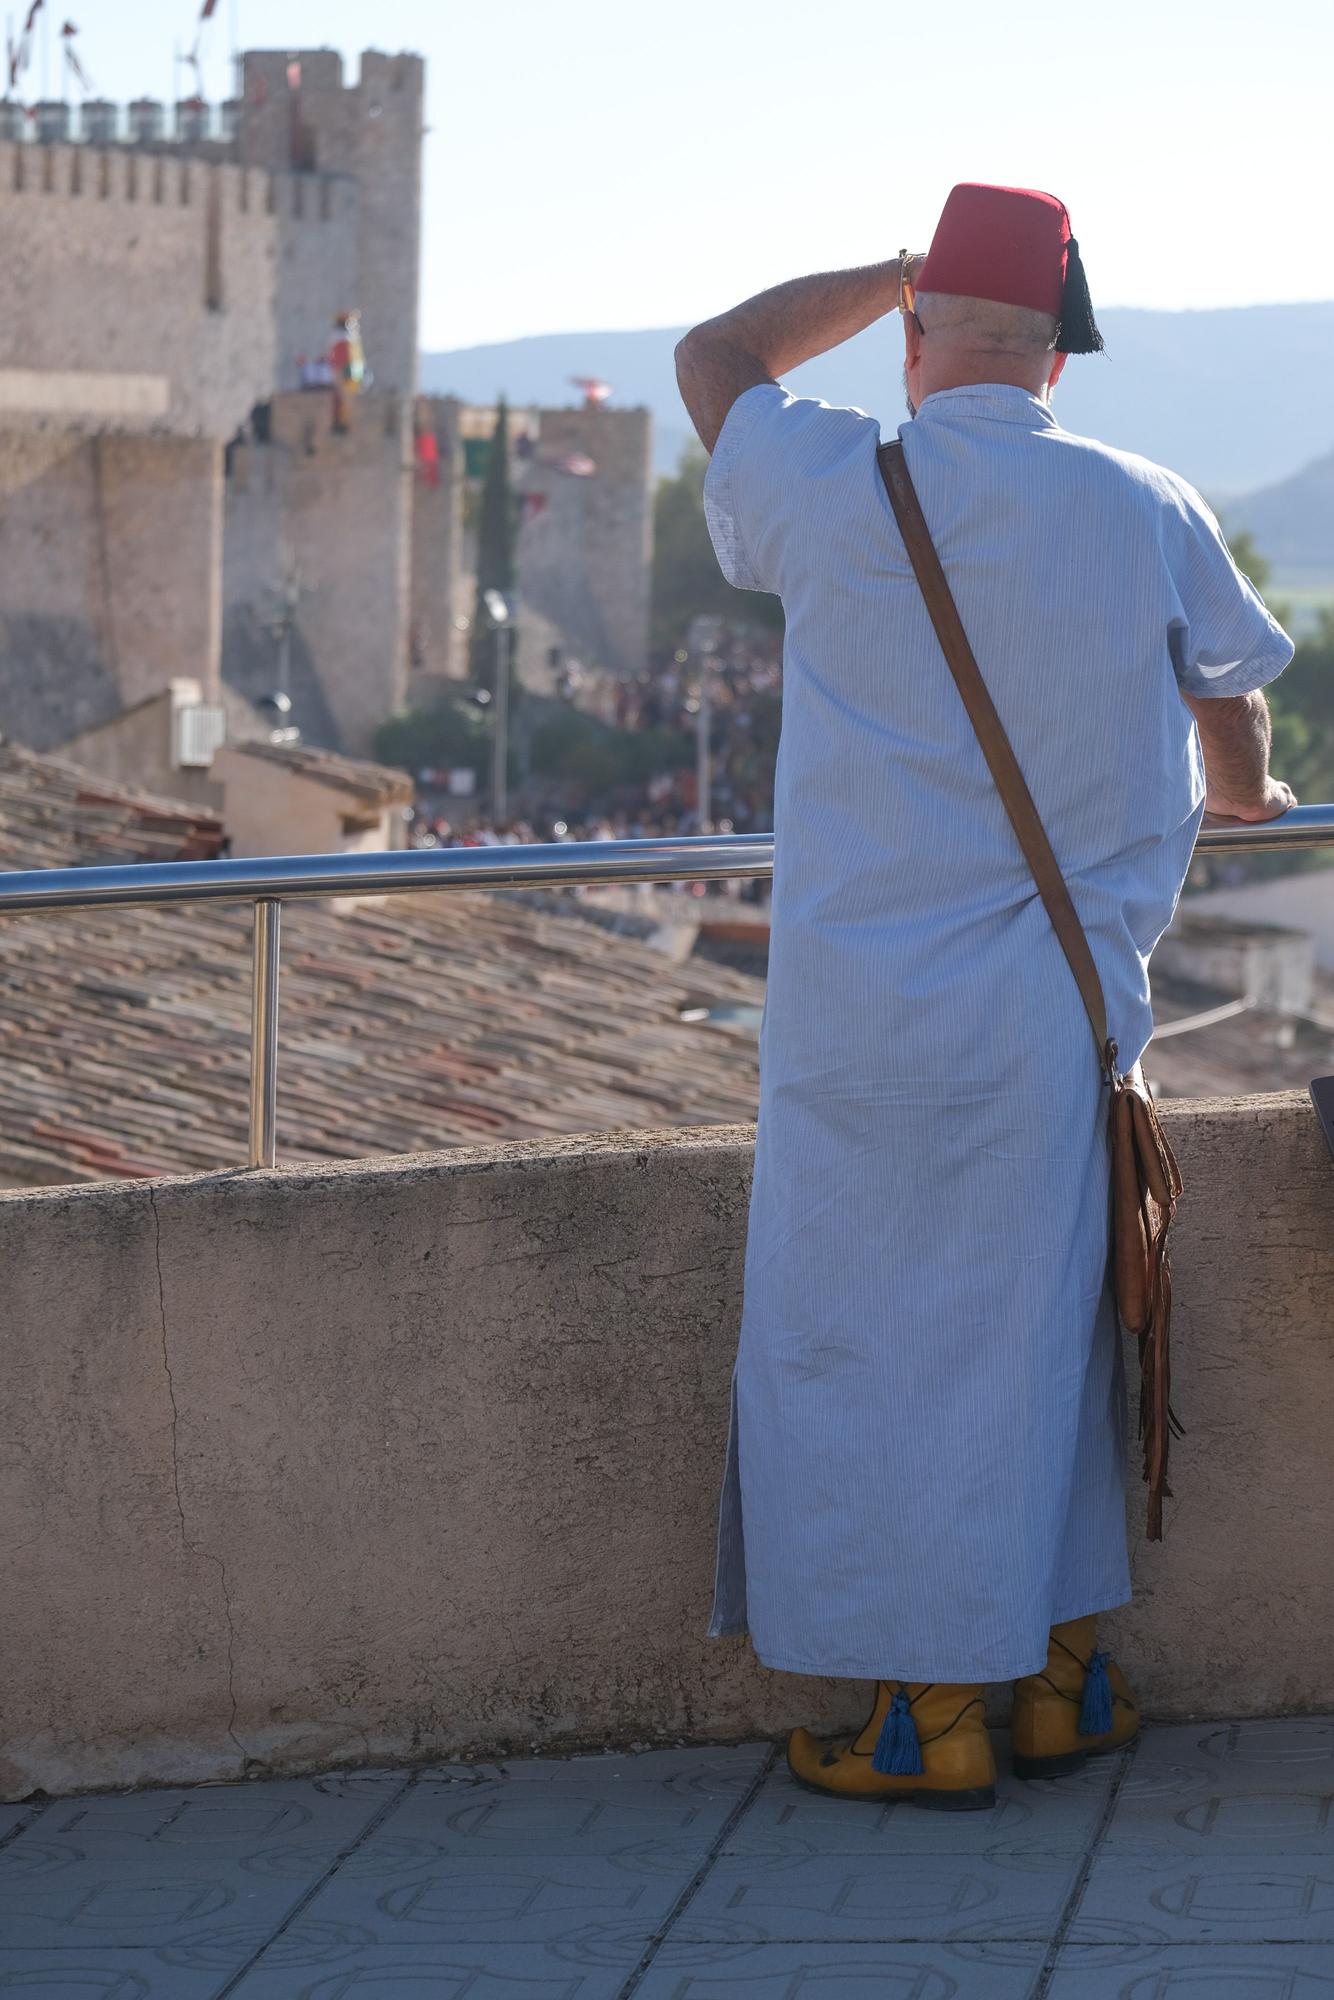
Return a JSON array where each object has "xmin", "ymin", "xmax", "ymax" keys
[
  {"xmin": 405, "ymin": 804, "xmax": 765, "ymax": 900},
  {"xmin": 406, "ymin": 623, "xmax": 781, "ymax": 888},
  {"xmin": 590, "ymin": 636, "xmax": 783, "ymax": 837}
]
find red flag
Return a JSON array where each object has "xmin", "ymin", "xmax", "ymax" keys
[
  {"xmin": 200, "ymin": 0, "xmax": 219, "ymax": 13},
  {"xmin": 414, "ymin": 431, "xmax": 441, "ymax": 490},
  {"xmin": 60, "ymin": 18, "xmax": 77, "ymax": 34}
]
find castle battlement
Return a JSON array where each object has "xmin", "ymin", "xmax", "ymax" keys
[{"xmin": 0, "ymin": 138, "xmax": 360, "ymax": 227}]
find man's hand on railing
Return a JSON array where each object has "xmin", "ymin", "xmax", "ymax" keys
[
  {"xmin": 1184, "ymin": 689, "xmax": 1296, "ymax": 827},
  {"xmin": 1202, "ymin": 776, "xmax": 1298, "ymax": 826}
]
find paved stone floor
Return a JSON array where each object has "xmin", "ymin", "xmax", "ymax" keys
[{"xmin": 1, "ymin": 1717, "xmax": 1332, "ymax": 1997}]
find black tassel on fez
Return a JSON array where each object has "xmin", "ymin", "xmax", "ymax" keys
[{"xmin": 1056, "ymin": 237, "xmax": 1104, "ymax": 355}]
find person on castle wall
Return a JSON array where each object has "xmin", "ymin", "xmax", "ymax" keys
[{"xmin": 329, "ymin": 310, "xmax": 366, "ymax": 434}]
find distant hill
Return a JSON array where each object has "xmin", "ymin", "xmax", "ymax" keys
[
  {"xmin": 422, "ymin": 301, "xmax": 1334, "ymax": 503},
  {"xmin": 1225, "ymin": 448, "xmax": 1334, "ymax": 571}
]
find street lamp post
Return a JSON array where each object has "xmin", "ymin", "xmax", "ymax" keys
[
  {"xmin": 696, "ymin": 665, "xmax": 712, "ymax": 831},
  {"xmin": 484, "ymin": 588, "xmax": 513, "ymax": 824},
  {"xmin": 687, "ymin": 613, "xmax": 724, "ymax": 834}
]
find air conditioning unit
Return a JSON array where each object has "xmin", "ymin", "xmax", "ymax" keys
[{"xmin": 174, "ymin": 703, "xmax": 227, "ymax": 771}]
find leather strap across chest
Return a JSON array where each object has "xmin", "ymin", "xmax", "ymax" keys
[{"xmin": 876, "ymin": 438, "xmax": 1116, "ymax": 1077}]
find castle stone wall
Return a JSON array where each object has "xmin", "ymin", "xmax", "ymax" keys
[
  {"xmin": 270, "ymin": 172, "xmax": 362, "ymax": 395},
  {"xmin": 0, "ymin": 145, "xmax": 278, "ymax": 440},
  {"xmin": 409, "ymin": 397, "xmax": 465, "ymax": 685},
  {"xmin": 222, "ymin": 391, "xmax": 412, "ymax": 754},
  {"xmin": 0, "ymin": 433, "xmax": 223, "ymax": 749},
  {"xmin": 238, "ymin": 50, "xmax": 423, "ymax": 398},
  {"xmin": 427, "ymin": 401, "xmax": 655, "ymax": 693}
]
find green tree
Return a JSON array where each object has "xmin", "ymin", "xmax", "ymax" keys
[
  {"xmin": 470, "ymin": 397, "xmax": 516, "ymax": 679},
  {"xmin": 374, "ymin": 694, "xmax": 494, "ymax": 791},
  {"xmin": 651, "ymin": 443, "xmax": 783, "ymax": 655},
  {"xmin": 1269, "ymin": 609, "xmax": 1334, "ymax": 799},
  {"xmin": 530, "ymin": 707, "xmax": 692, "ymax": 797}
]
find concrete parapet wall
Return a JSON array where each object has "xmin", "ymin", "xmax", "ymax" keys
[{"xmin": 2, "ymin": 1095, "xmax": 1331, "ymax": 1797}]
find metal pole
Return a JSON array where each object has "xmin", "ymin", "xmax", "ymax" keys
[
  {"xmin": 492, "ymin": 621, "xmax": 509, "ymax": 824},
  {"xmin": 696, "ymin": 659, "xmax": 712, "ymax": 831},
  {"xmin": 248, "ymin": 899, "xmax": 281, "ymax": 1169}
]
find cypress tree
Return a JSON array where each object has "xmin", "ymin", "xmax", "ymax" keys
[{"xmin": 470, "ymin": 397, "xmax": 516, "ymax": 678}]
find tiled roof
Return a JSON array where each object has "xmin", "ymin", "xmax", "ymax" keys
[
  {"xmin": 0, "ymin": 745, "xmax": 760, "ymax": 1186},
  {"xmin": 0, "ymin": 740, "xmax": 225, "ymax": 865},
  {"xmin": 225, "ymin": 738, "xmax": 414, "ymax": 805}
]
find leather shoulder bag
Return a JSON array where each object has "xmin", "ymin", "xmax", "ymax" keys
[{"xmin": 877, "ymin": 438, "xmax": 1183, "ymax": 1539}]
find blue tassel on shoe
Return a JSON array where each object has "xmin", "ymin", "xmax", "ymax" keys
[
  {"xmin": 1078, "ymin": 1649, "xmax": 1114, "ymax": 1737},
  {"xmin": 871, "ymin": 1687, "xmax": 924, "ymax": 1776}
]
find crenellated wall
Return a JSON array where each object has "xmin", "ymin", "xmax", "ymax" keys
[
  {"xmin": 0, "ymin": 144, "xmax": 279, "ymax": 439},
  {"xmin": 239, "ymin": 49, "xmax": 423, "ymax": 399}
]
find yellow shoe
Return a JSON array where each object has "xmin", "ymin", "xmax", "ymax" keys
[
  {"xmin": 1011, "ymin": 1615, "xmax": 1140, "ymax": 1779},
  {"xmin": 787, "ymin": 1680, "xmax": 996, "ymax": 1811}
]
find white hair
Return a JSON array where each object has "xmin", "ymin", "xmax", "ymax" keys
[{"xmin": 914, "ymin": 291, "xmax": 1058, "ymax": 355}]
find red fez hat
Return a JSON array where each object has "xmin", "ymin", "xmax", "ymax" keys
[{"xmin": 917, "ymin": 182, "xmax": 1103, "ymax": 354}]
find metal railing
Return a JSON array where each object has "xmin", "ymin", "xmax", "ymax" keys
[{"xmin": 0, "ymin": 812, "xmax": 1329, "ymax": 1171}]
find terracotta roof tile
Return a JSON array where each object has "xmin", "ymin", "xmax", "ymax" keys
[
  {"xmin": 228, "ymin": 738, "xmax": 414, "ymax": 804},
  {"xmin": 0, "ymin": 744, "xmax": 760, "ymax": 1187}
]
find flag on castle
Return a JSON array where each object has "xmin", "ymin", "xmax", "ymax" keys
[
  {"xmin": 8, "ymin": 0, "xmax": 42, "ymax": 90},
  {"xmin": 61, "ymin": 21, "xmax": 91, "ymax": 93}
]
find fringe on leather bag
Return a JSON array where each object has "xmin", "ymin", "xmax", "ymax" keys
[{"xmin": 1110, "ymin": 1063, "xmax": 1185, "ymax": 1538}]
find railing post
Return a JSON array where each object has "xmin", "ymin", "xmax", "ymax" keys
[{"xmin": 248, "ymin": 899, "xmax": 281, "ymax": 1169}]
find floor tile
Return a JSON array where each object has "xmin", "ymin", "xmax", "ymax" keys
[
  {"xmin": 43, "ymin": 1778, "xmax": 397, "ymax": 1853},
  {"xmin": 297, "ymin": 1852, "xmax": 696, "ymax": 1947},
  {"xmin": 0, "ymin": 1954, "xmax": 224, "ymax": 1997},
  {"xmin": 686, "ymin": 1847, "xmax": 1081, "ymax": 1942},
  {"xmin": 1102, "ymin": 1779, "xmax": 1334, "ymax": 1856},
  {"xmin": 739, "ymin": 1755, "xmax": 1108, "ymax": 1855},
  {"xmin": 229, "ymin": 1941, "xmax": 643, "ymax": 1997},
  {"xmin": 630, "ymin": 1940, "xmax": 1046, "ymax": 1996},
  {"xmin": 1119, "ymin": 1719, "xmax": 1334, "ymax": 1802},
  {"xmin": 380, "ymin": 1776, "xmax": 740, "ymax": 1857},
  {"xmin": 1072, "ymin": 1851, "xmax": 1334, "ymax": 1944},
  {"xmin": 421, "ymin": 1744, "xmax": 772, "ymax": 1791},
  {"xmin": 0, "ymin": 1777, "xmax": 396, "ymax": 1956},
  {"xmin": 1046, "ymin": 1942, "xmax": 1334, "ymax": 1995}
]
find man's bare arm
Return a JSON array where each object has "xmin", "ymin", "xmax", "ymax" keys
[
  {"xmin": 1183, "ymin": 688, "xmax": 1296, "ymax": 822},
  {"xmin": 675, "ymin": 258, "xmax": 914, "ymax": 454}
]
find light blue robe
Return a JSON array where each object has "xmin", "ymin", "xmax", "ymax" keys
[{"xmin": 704, "ymin": 382, "xmax": 1292, "ymax": 1681}]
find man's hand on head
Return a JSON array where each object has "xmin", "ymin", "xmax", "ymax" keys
[{"xmin": 675, "ymin": 258, "xmax": 908, "ymax": 454}]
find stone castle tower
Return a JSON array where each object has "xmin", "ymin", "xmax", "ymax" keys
[
  {"xmin": 0, "ymin": 50, "xmax": 653, "ymax": 768},
  {"xmin": 0, "ymin": 49, "xmax": 424, "ymax": 756}
]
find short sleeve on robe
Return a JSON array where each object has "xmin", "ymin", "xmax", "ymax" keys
[
  {"xmin": 703, "ymin": 383, "xmax": 879, "ymax": 596},
  {"xmin": 1162, "ymin": 473, "xmax": 1293, "ymax": 699}
]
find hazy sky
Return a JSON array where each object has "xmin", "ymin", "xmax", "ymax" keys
[{"xmin": 51, "ymin": 0, "xmax": 1334, "ymax": 350}]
